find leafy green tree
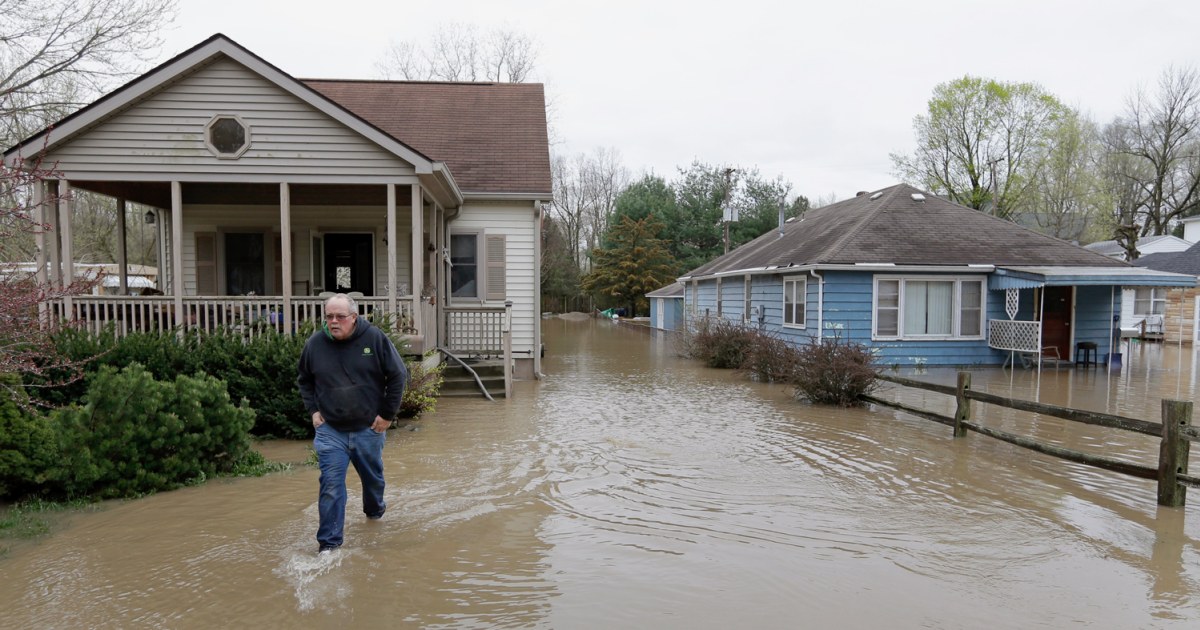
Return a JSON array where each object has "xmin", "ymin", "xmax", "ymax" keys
[
  {"xmin": 541, "ymin": 215, "xmax": 583, "ymax": 312},
  {"xmin": 1024, "ymin": 109, "xmax": 1104, "ymax": 241},
  {"xmin": 728, "ymin": 170, "xmax": 809, "ymax": 246},
  {"xmin": 583, "ymin": 214, "xmax": 677, "ymax": 316},
  {"xmin": 672, "ymin": 162, "xmax": 737, "ymax": 271},
  {"xmin": 892, "ymin": 75, "xmax": 1071, "ymax": 220}
]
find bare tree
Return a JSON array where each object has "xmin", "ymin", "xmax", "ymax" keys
[
  {"xmin": 1025, "ymin": 110, "xmax": 1103, "ymax": 241},
  {"xmin": 0, "ymin": 0, "xmax": 178, "ymax": 146},
  {"xmin": 1097, "ymin": 121, "xmax": 1152, "ymax": 259},
  {"xmin": 376, "ymin": 23, "xmax": 538, "ymax": 83},
  {"xmin": 1118, "ymin": 65, "xmax": 1200, "ymax": 238},
  {"xmin": 548, "ymin": 148, "xmax": 630, "ymax": 271}
]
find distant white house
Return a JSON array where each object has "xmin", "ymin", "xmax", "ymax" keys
[
  {"xmin": 1083, "ymin": 235, "xmax": 1193, "ymax": 260},
  {"xmin": 1, "ymin": 263, "xmax": 158, "ymax": 295},
  {"xmin": 1083, "ymin": 235, "xmax": 1194, "ymax": 337},
  {"xmin": 1182, "ymin": 216, "xmax": 1200, "ymax": 245}
]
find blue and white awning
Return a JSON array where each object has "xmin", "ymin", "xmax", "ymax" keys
[{"xmin": 989, "ymin": 266, "xmax": 1197, "ymax": 291}]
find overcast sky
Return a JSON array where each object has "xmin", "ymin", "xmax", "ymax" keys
[{"xmin": 160, "ymin": 0, "xmax": 1200, "ymax": 203}]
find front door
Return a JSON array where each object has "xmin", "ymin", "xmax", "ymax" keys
[
  {"xmin": 1040, "ymin": 286, "xmax": 1072, "ymax": 359},
  {"xmin": 323, "ymin": 234, "xmax": 374, "ymax": 296}
]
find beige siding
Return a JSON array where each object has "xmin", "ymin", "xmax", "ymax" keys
[
  {"xmin": 44, "ymin": 57, "xmax": 416, "ymax": 181},
  {"xmin": 452, "ymin": 202, "xmax": 538, "ymax": 354},
  {"xmin": 181, "ymin": 205, "xmax": 413, "ymax": 296}
]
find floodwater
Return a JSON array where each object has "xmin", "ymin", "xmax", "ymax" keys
[{"xmin": 2, "ymin": 318, "xmax": 1199, "ymax": 629}]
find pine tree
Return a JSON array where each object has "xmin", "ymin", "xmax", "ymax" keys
[{"xmin": 582, "ymin": 214, "xmax": 677, "ymax": 317}]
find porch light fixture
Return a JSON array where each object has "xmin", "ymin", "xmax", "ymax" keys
[
  {"xmin": 144, "ymin": 210, "xmax": 156, "ymax": 224},
  {"xmin": 204, "ymin": 114, "xmax": 251, "ymax": 159}
]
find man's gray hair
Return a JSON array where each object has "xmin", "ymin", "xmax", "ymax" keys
[{"xmin": 326, "ymin": 293, "xmax": 359, "ymax": 314}]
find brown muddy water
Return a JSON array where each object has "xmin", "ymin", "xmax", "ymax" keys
[{"xmin": 2, "ymin": 318, "xmax": 1199, "ymax": 629}]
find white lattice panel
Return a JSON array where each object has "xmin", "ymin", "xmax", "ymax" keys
[
  {"xmin": 1006, "ymin": 288, "xmax": 1019, "ymax": 320},
  {"xmin": 988, "ymin": 319, "xmax": 1041, "ymax": 352}
]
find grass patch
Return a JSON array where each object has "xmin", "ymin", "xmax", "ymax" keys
[{"xmin": 0, "ymin": 498, "xmax": 95, "ymax": 557}]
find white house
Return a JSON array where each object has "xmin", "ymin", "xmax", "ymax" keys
[{"xmin": 2, "ymin": 34, "xmax": 552, "ymax": 379}]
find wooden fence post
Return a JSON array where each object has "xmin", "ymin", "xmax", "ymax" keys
[
  {"xmin": 1158, "ymin": 400, "xmax": 1193, "ymax": 507},
  {"xmin": 954, "ymin": 371, "xmax": 971, "ymax": 438}
]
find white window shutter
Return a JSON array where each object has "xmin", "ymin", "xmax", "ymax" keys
[{"xmin": 195, "ymin": 233, "xmax": 217, "ymax": 295}]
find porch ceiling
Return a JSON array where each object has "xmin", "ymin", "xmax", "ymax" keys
[{"xmin": 72, "ymin": 181, "xmax": 398, "ymax": 209}]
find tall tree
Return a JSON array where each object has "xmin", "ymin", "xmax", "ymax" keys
[
  {"xmin": 376, "ymin": 23, "xmax": 538, "ymax": 82},
  {"xmin": 892, "ymin": 76, "xmax": 1070, "ymax": 220},
  {"xmin": 1024, "ymin": 109, "xmax": 1103, "ymax": 242},
  {"xmin": 727, "ymin": 170, "xmax": 809, "ymax": 246},
  {"xmin": 1117, "ymin": 65, "xmax": 1200, "ymax": 239},
  {"xmin": 671, "ymin": 162, "xmax": 739, "ymax": 272},
  {"xmin": 540, "ymin": 215, "xmax": 582, "ymax": 313},
  {"xmin": 0, "ymin": 0, "xmax": 179, "ymax": 146},
  {"xmin": 582, "ymin": 214, "xmax": 676, "ymax": 317},
  {"xmin": 548, "ymin": 148, "xmax": 629, "ymax": 269},
  {"xmin": 1097, "ymin": 120, "xmax": 1152, "ymax": 259}
]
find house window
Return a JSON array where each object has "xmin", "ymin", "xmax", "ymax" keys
[
  {"xmin": 449, "ymin": 232, "xmax": 507, "ymax": 301},
  {"xmin": 1134, "ymin": 287, "xmax": 1166, "ymax": 315},
  {"xmin": 783, "ymin": 276, "xmax": 806, "ymax": 328},
  {"xmin": 873, "ymin": 276, "xmax": 985, "ymax": 340},
  {"xmin": 450, "ymin": 233, "xmax": 478, "ymax": 298},
  {"xmin": 743, "ymin": 275, "xmax": 752, "ymax": 323},
  {"xmin": 225, "ymin": 232, "xmax": 265, "ymax": 295},
  {"xmin": 204, "ymin": 114, "xmax": 250, "ymax": 158},
  {"xmin": 715, "ymin": 277, "xmax": 724, "ymax": 317}
]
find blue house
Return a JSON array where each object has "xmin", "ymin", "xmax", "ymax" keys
[
  {"xmin": 646, "ymin": 282, "xmax": 685, "ymax": 331},
  {"xmin": 678, "ymin": 184, "xmax": 1197, "ymax": 367}
]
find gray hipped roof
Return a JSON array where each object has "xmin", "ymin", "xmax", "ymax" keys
[
  {"xmin": 683, "ymin": 184, "xmax": 1125, "ymax": 279},
  {"xmin": 1133, "ymin": 241, "xmax": 1200, "ymax": 276}
]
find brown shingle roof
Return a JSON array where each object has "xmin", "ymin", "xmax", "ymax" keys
[
  {"xmin": 305, "ymin": 80, "xmax": 551, "ymax": 196},
  {"xmin": 685, "ymin": 184, "xmax": 1126, "ymax": 277}
]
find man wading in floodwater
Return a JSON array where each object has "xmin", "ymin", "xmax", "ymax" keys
[{"xmin": 298, "ymin": 293, "xmax": 408, "ymax": 554}]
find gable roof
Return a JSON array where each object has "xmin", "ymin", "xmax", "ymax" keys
[
  {"xmin": 305, "ymin": 80, "xmax": 550, "ymax": 196},
  {"xmin": 683, "ymin": 184, "xmax": 1126, "ymax": 279},
  {"xmin": 646, "ymin": 282, "xmax": 685, "ymax": 298},
  {"xmin": 1083, "ymin": 235, "xmax": 1192, "ymax": 258},
  {"xmin": 4, "ymin": 34, "xmax": 551, "ymax": 198},
  {"xmin": 1133, "ymin": 241, "xmax": 1200, "ymax": 276}
]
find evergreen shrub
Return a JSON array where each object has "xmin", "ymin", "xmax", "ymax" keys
[
  {"xmin": 0, "ymin": 376, "xmax": 59, "ymax": 499},
  {"xmin": 53, "ymin": 363, "xmax": 256, "ymax": 499}
]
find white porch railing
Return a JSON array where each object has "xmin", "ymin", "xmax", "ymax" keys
[
  {"xmin": 51, "ymin": 295, "xmax": 415, "ymax": 339},
  {"xmin": 988, "ymin": 319, "xmax": 1041, "ymax": 353},
  {"xmin": 444, "ymin": 303, "xmax": 513, "ymax": 398}
]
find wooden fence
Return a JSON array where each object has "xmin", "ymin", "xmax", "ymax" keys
[{"xmin": 863, "ymin": 372, "xmax": 1198, "ymax": 507}]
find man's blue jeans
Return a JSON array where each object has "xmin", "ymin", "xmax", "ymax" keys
[{"xmin": 314, "ymin": 423, "xmax": 387, "ymax": 550}]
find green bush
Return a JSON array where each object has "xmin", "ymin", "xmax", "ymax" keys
[
  {"xmin": 789, "ymin": 336, "xmax": 879, "ymax": 407},
  {"xmin": 0, "ymin": 376, "xmax": 60, "ymax": 499},
  {"xmin": 52, "ymin": 363, "xmax": 257, "ymax": 499},
  {"xmin": 398, "ymin": 355, "xmax": 444, "ymax": 419},
  {"xmin": 43, "ymin": 319, "xmax": 438, "ymax": 438}
]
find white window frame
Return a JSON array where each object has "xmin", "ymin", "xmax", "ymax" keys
[
  {"xmin": 872, "ymin": 275, "xmax": 986, "ymax": 341},
  {"xmin": 449, "ymin": 230, "xmax": 481, "ymax": 301},
  {"xmin": 1133, "ymin": 287, "xmax": 1166, "ymax": 316},
  {"xmin": 743, "ymin": 274, "xmax": 752, "ymax": 323},
  {"xmin": 782, "ymin": 276, "xmax": 807, "ymax": 329}
]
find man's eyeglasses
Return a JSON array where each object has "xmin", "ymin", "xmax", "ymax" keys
[{"xmin": 324, "ymin": 313, "xmax": 354, "ymax": 322}]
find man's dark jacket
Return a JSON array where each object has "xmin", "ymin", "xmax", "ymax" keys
[{"xmin": 297, "ymin": 318, "xmax": 408, "ymax": 432}]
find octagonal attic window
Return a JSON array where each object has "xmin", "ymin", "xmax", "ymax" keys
[{"xmin": 204, "ymin": 115, "xmax": 250, "ymax": 158}]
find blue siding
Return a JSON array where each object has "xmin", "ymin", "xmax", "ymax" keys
[
  {"xmin": 683, "ymin": 271, "xmax": 1126, "ymax": 367},
  {"xmin": 1075, "ymin": 285, "xmax": 1120, "ymax": 358},
  {"xmin": 649, "ymin": 297, "xmax": 685, "ymax": 331}
]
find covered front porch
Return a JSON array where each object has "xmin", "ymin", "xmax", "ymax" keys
[{"xmin": 985, "ymin": 266, "xmax": 1197, "ymax": 370}]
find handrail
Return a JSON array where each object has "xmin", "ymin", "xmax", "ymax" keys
[{"xmin": 437, "ymin": 348, "xmax": 495, "ymax": 402}]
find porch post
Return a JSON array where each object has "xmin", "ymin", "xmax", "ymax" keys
[
  {"xmin": 57, "ymin": 180, "xmax": 74, "ymax": 317},
  {"xmin": 171, "ymin": 181, "xmax": 184, "ymax": 327},
  {"xmin": 46, "ymin": 181, "xmax": 61, "ymax": 289},
  {"xmin": 280, "ymin": 183, "xmax": 293, "ymax": 333},
  {"xmin": 117, "ymin": 199, "xmax": 128, "ymax": 294},
  {"xmin": 57, "ymin": 180, "xmax": 73, "ymax": 288},
  {"xmin": 33, "ymin": 181, "xmax": 48, "ymax": 325},
  {"xmin": 411, "ymin": 184, "xmax": 423, "ymax": 335},
  {"xmin": 386, "ymin": 184, "xmax": 397, "ymax": 322},
  {"xmin": 33, "ymin": 181, "xmax": 47, "ymax": 286}
]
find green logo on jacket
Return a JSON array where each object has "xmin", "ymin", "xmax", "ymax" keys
[{"xmin": 363, "ymin": 347, "xmax": 373, "ymax": 355}]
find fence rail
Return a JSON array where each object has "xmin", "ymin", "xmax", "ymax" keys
[{"xmin": 866, "ymin": 372, "xmax": 1195, "ymax": 507}]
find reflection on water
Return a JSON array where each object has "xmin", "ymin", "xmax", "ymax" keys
[{"xmin": 2, "ymin": 318, "xmax": 1199, "ymax": 628}]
